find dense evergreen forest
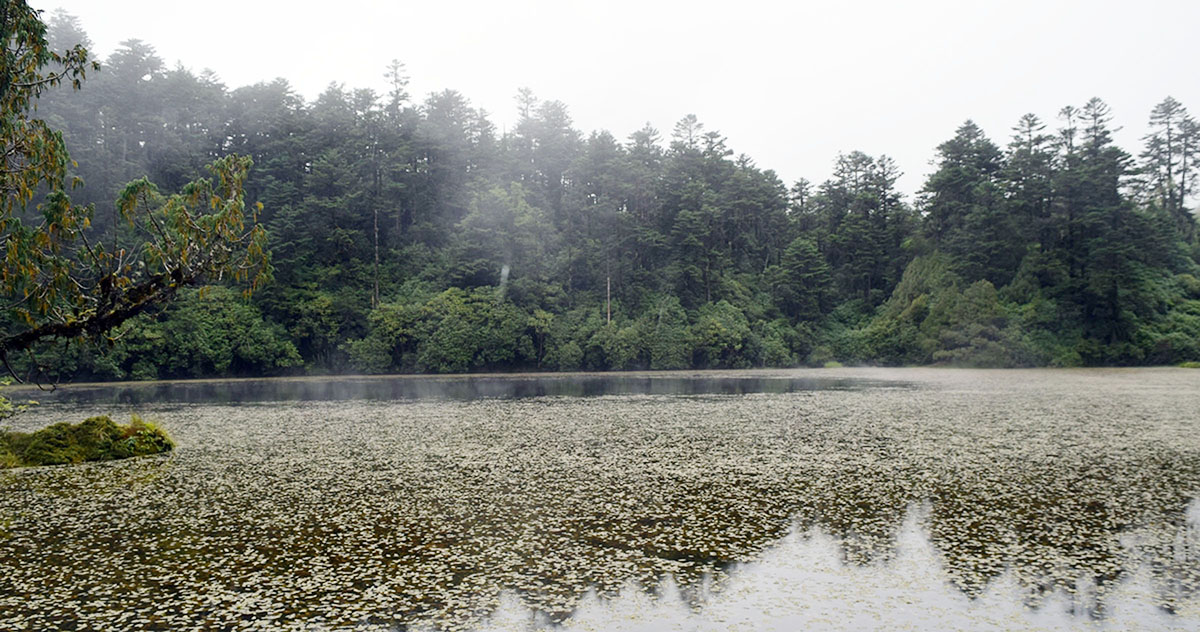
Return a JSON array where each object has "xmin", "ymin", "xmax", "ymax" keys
[{"xmin": 25, "ymin": 12, "xmax": 1200, "ymax": 380}]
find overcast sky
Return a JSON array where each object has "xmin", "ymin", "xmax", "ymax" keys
[{"xmin": 31, "ymin": 0, "xmax": 1200, "ymax": 196}]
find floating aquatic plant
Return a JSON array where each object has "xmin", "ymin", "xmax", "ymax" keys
[{"xmin": 0, "ymin": 369, "xmax": 1198, "ymax": 630}]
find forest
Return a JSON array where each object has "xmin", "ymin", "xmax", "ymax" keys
[{"xmin": 18, "ymin": 12, "xmax": 1200, "ymax": 380}]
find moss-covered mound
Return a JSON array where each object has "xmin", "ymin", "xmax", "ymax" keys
[{"xmin": 0, "ymin": 415, "xmax": 173, "ymax": 468}]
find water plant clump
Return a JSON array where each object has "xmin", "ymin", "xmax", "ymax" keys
[{"xmin": 0, "ymin": 414, "xmax": 173, "ymax": 468}]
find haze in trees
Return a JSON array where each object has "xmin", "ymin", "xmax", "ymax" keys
[{"xmin": 21, "ymin": 10, "xmax": 1200, "ymax": 379}]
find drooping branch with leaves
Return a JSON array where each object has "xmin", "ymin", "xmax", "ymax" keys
[{"xmin": 0, "ymin": 1, "xmax": 269, "ymax": 381}]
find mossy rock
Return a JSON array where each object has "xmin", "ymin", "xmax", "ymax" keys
[
  {"xmin": 20, "ymin": 422, "xmax": 87, "ymax": 465},
  {"xmin": 1, "ymin": 415, "xmax": 173, "ymax": 468}
]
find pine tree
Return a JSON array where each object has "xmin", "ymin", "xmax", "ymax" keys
[{"xmin": 1139, "ymin": 96, "xmax": 1197, "ymax": 240}]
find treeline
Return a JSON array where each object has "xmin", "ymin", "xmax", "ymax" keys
[{"xmin": 27, "ymin": 13, "xmax": 1200, "ymax": 379}]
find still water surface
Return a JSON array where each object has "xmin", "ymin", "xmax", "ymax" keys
[
  {"xmin": 3, "ymin": 371, "xmax": 908, "ymax": 404},
  {"xmin": 1, "ymin": 368, "xmax": 1199, "ymax": 630}
]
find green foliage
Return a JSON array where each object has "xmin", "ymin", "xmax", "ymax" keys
[
  {"xmin": 155, "ymin": 288, "xmax": 300, "ymax": 377},
  {"xmin": 0, "ymin": 377, "xmax": 36, "ymax": 424},
  {"xmin": 17, "ymin": 287, "xmax": 302, "ymax": 380},
  {"xmin": 587, "ymin": 321, "xmax": 642, "ymax": 370},
  {"xmin": 547, "ymin": 340, "xmax": 583, "ymax": 371},
  {"xmin": 0, "ymin": 6, "xmax": 270, "ymax": 378},
  {"xmin": 1137, "ymin": 299, "xmax": 1200, "ymax": 365},
  {"xmin": 1, "ymin": 414, "xmax": 172, "ymax": 468},
  {"xmin": 643, "ymin": 296, "xmax": 692, "ymax": 370},
  {"xmin": 691, "ymin": 301, "xmax": 751, "ymax": 368},
  {"xmin": 0, "ymin": 445, "xmax": 16, "ymax": 469},
  {"xmin": 343, "ymin": 302, "xmax": 419, "ymax": 373},
  {"xmin": 930, "ymin": 281, "xmax": 1031, "ymax": 367},
  {"xmin": 853, "ymin": 257, "xmax": 1045, "ymax": 367},
  {"xmin": 755, "ymin": 319, "xmax": 802, "ymax": 367},
  {"xmin": 858, "ymin": 254, "xmax": 960, "ymax": 364},
  {"xmin": 0, "ymin": 2, "xmax": 98, "ymax": 336},
  {"xmin": 20, "ymin": 13, "xmax": 1200, "ymax": 374},
  {"xmin": 455, "ymin": 184, "xmax": 557, "ymax": 283},
  {"xmin": 414, "ymin": 288, "xmax": 535, "ymax": 373},
  {"xmin": 921, "ymin": 121, "xmax": 1021, "ymax": 286},
  {"xmin": 775, "ymin": 237, "xmax": 831, "ymax": 322}
]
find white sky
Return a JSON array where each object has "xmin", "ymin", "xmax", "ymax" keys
[{"xmin": 31, "ymin": 0, "xmax": 1200, "ymax": 197}]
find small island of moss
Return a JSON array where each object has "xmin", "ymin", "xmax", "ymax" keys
[{"xmin": 1, "ymin": 415, "xmax": 173, "ymax": 469}]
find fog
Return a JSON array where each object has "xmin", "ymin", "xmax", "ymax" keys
[
  {"xmin": 31, "ymin": 0, "xmax": 1200, "ymax": 194},
  {"xmin": 2, "ymin": 372, "xmax": 909, "ymax": 405}
]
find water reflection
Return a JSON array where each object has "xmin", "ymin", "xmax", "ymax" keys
[
  {"xmin": 1, "ymin": 369, "xmax": 1199, "ymax": 630},
  {"xmin": 7, "ymin": 372, "xmax": 909, "ymax": 405},
  {"xmin": 482, "ymin": 504, "xmax": 1200, "ymax": 632}
]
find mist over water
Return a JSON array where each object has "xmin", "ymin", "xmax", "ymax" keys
[
  {"xmin": 2, "ymin": 368, "xmax": 1199, "ymax": 630},
  {"xmin": 6, "ymin": 371, "xmax": 909, "ymax": 405}
]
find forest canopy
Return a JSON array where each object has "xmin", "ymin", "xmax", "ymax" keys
[{"xmin": 17, "ymin": 10, "xmax": 1200, "ymax": 379}]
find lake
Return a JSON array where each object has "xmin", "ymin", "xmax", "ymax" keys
[{"xmin": 2, "ymin": 368, "xmax": 1199, "ymax": 630}]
